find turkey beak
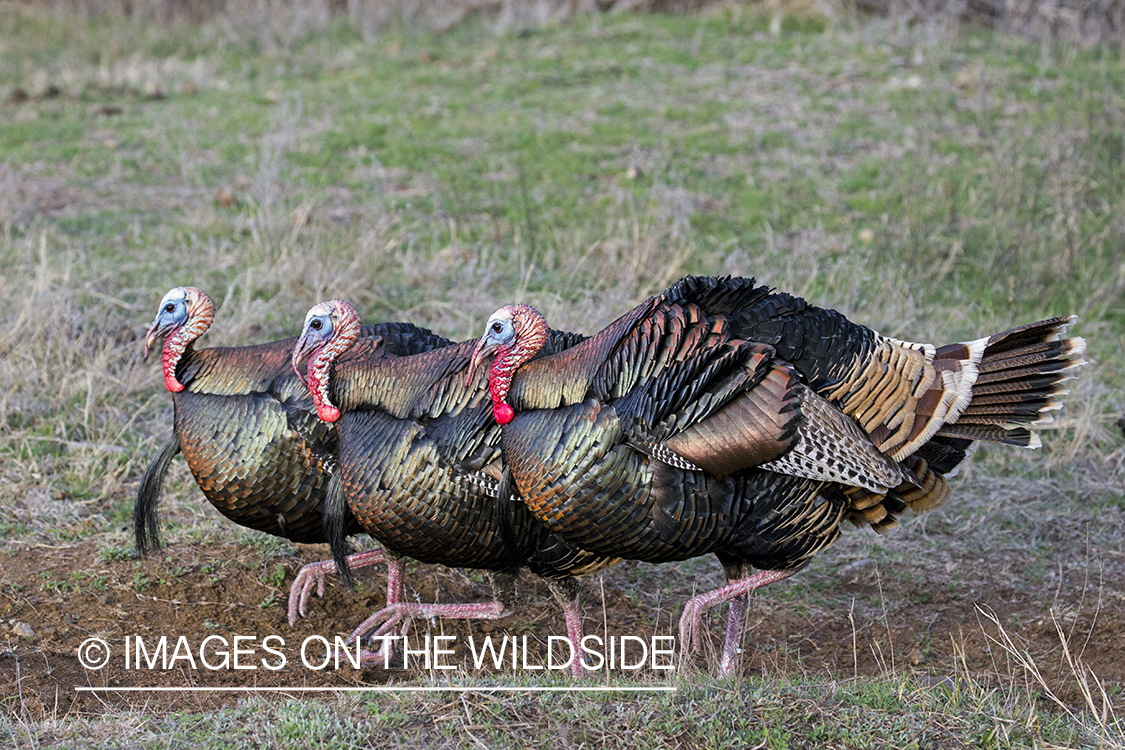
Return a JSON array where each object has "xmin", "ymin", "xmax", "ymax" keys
[
  {"xmin": 466, "ymin": 336, "xmax": 499, "ymax": 389},
  {"xmin": 143, "ymin": 319, "xmax": 173, "ymax": 360},
  {"xmin": 292, "ymin": 331, "xmax": 315, "ymax": 385}
]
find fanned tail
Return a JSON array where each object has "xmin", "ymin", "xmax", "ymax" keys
[
  {"xmin": 935, "ymin": 316, "xmax": 1086, "ymax": 448},
  {"xmin": 841, "ymin": 317, "xmax": 1083, "ymax": 534},
  {"xmin": 134, "ymin": 435, "xmax": 181, "ymax": 554}
]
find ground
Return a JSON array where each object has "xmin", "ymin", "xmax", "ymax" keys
[{"xmin": 4, "ymin": 502, "xmax": 1123, "ymax": 721}]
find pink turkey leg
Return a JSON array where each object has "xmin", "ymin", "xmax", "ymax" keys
[{"xmin": 678, "ymin": 569, "xmax": 796, "ymax": 675}]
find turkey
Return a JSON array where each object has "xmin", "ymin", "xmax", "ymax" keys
[
  {"xmin": 138, "ymin": 286, "xmax": 451, "ymax": 626},
  {"xmin": 292, "ymin": 300, "xmax": 617, "ymax": 672},
  {"xmin": 470, "ymin": 275, "xmax": 1086, "ymax": 674}
]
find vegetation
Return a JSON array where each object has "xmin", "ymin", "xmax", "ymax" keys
[
  {"xmin": 3, "ymin": 672, "xmax": 1113, "ymax": 748},
  {"xmin": 1, "ymin": 1, "xmax": 1122, "ymax": 747}
]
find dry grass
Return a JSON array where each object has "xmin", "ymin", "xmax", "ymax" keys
[
  {"xmin": 973, "ymin": 604, "xmax": 1124, "ymax": 749},
  {"xmin": 2, "ymin": 3, "xmax": 1124, "ymax": 746},
  {"xmin": 9, "ymin": 0, "xmax": 1124, "ymax": 49}
]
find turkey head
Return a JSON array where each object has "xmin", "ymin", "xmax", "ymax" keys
[
  {"xmin": 144, "ymin": 286, "xmax": 214, "ymax": 393},
  {"xmin": 292, "ymin": 299, "xmax": 361, "ymax": 423}
]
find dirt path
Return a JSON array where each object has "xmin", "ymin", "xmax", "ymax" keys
[{"xmin": 3, "ymin": 538, "xmax": 1122, "ymax": 720}]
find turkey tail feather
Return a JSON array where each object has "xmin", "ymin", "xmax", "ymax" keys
[
  {"xmin": 134, "ymin": 434, "xmax": 180, "ymax": 555},
  {"xmin": 936, "ymin": 318, "xmax": 1086, "ymax": 447},
  {"xmin": 976, "ymin": 315, "xmax": 1078, "ymax": 353},
  {"xmin": 935, "ymin": 423, "xmax": 1037, "ymax": 446},
  {"xmin": 843, "ymin": 455, "xmax": 950, "ymax": 534}
]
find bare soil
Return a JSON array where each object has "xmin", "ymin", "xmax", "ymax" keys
[{"xmin": 3, "ymin": 532, "xmax": 1123, "ymax": 721}]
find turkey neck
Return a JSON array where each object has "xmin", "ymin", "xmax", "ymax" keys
[
  {"xmin": 161, "ymin": 294, "xmax": 214, "ymax": 393},
  {"xmin": 305, "ymin": 303, "xmax": 361, "ymax": 423},
  {"xmin": 489, "ymin": 306, "xmax": 549, "ymax": 423}
]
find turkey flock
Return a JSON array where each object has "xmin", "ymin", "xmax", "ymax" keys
[{"xmin": 137, "ymin": 276, "xmax": 1086, "ymax": 676}]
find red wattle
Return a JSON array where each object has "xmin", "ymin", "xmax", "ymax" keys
[
  {"xmin": 494, "ymin": 403, "xmax": 514, "ymax": 425},
  {"xmin": 162, "ymin": 342, "xmax": 185, "ymax": 392},
  {"xmin": 317, "ymin": 403, "xmax": 341, "ymax": 423}
]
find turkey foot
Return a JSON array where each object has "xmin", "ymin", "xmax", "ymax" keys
[
  {"xmin": 348, "ymin": 600, "xmax": 514, "ymax": 667},
  {"xmin": 678, "ymin": 569, "xmax": 795, "ymax": 675},
  {"xmin": 287, "ymin": 549, "xmax": 387, "ymax": 626}
]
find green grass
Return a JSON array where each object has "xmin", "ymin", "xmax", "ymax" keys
[
  {"xmin": 3, "ymin": 9, "xmax": 1121, "ymax": 333},
  {"xmin": 1, "ymin": 2, "xmax": 1124, "ymax": 748},
  {"xmin": 0, "ymin": 674, "xmax": 1104, "ymax": 748}
]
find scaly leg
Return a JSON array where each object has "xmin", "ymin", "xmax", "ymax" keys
[
  {"xmin": 545, "ymin": 577, "xmax": 585, "ymax": 677},
  {"xmin": 354, "ymin": 555, "xmax": 407, "ymax": 664},
  {"xmin": 717, "ymin": 559, "xmax": 751, "ymax": 677},
  {"xmin": 678, "ymin": 568, "xmax": 796, "ymax": 675},
  {"xmin": 719, "ymin": 592, "xmax": 748, "ymax": 677}
]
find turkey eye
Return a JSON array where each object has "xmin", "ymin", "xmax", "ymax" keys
[
  {"xmin": 164, "ymin": 303, "xmax": 175, "ymax": 313},
  {"xmin": 310, "ymin": 319, "xmax": 323, "ymax": 330},
  {"xmin": 491, "ymin": 321, "xmax": 504, "ymax": 334}
]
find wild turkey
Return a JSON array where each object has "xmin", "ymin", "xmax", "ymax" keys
[
  {"xmin": 138, "ymin": 286, "xmax": 451, "ymax": 625},
  {"xmin": 470, "ymin": 275, "xmax": 1086, "ymax": 674},
  {"xmin": 292, "ymin": 300, "xmax": 616, "ymax": 671}
]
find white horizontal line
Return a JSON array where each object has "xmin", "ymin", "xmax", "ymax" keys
[{"xmin": 75, "ymin": 685, "xmax": 676, "ymax": 693}]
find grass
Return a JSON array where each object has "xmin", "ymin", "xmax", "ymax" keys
[
  {"xmin": 2, "ymin": 667, "xmax": 1115, "ymax": 748},
  {"xmin": 1, "ymin": 1, "xmax": 1124, "ymax": 747}
]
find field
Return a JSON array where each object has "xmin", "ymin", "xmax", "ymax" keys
[{"xmin": 2, "ymin": 2, "xmax": 1124, "ymax": 747}]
